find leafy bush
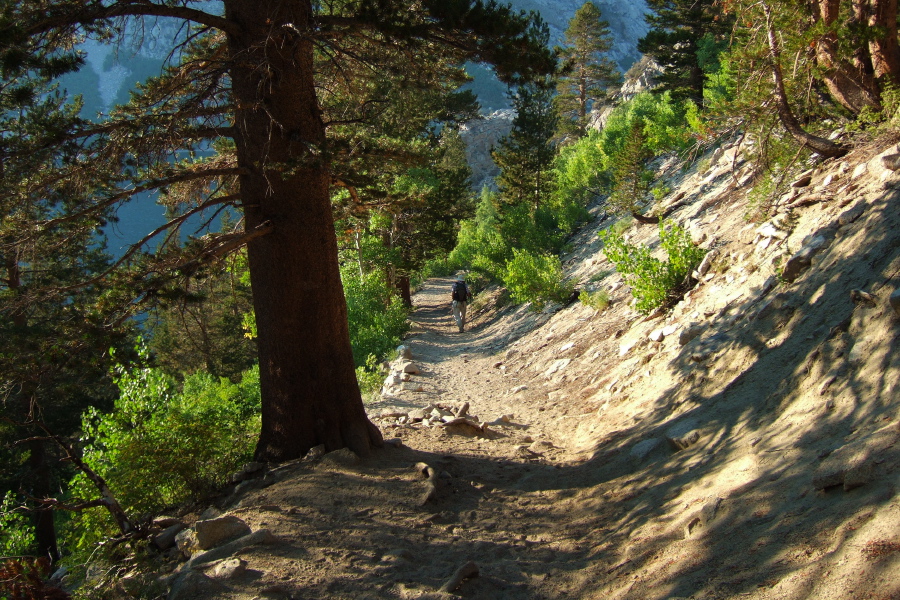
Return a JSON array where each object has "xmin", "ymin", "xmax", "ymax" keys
[
  {"xmin": 502, "ymin": 249, "xmax": 575, "ymax": 311},
  {"xmin": 356, "ymin": 353, "xmax": 385, "ymax": 402},
  {"xmin": 579, "ymin": 289, "xmax": 610, "ymax": 311},
  {"xmin": 600, "ymin": 220, "xmax": 706, "ymax": 313},
  {"xmin": 63, "ymin": 357, "xmax": 260, "ymax": 555},
  {"xmin": 0, "ymin": 491, "xmax": 35, "ymax": 556},
  {"xmin": 342, "ymin": 268, "xmax": 410, "ymax": 368}
]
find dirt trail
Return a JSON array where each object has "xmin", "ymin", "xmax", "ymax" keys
[
  {"xmin": 367, "ymin": 277, "xmax": 569, "ymax": 453},
  {"xmin": 149, "ymin": 135, "xmax": 900, "ymax": 600}
]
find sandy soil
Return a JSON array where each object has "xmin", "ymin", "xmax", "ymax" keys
[{"xmin": 135, "ymin": 133, "xmax": 900, "ymax": 600}]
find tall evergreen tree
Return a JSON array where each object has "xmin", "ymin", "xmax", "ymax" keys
[
  {"xmin": 555, "ymin": 1, "xmax": 620, "ymax": 139},
  {"xmin": 637, "ymin": 0, "xmax": 731, "ymax": 105},
  {"xmin": 1, "ymin": 0, "xmax": 555, "ymax": 462},
  {"xmin": 493, "ymin": 81, "xmax": 558, "ymax": 210},
  {"xmin": 0, "ymin": 44, "xmax": 136, "ymax": 560}
]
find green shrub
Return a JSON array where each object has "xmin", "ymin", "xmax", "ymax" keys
[
  {"xmin": 0, "ymin": 491, "xmax": 35, "ymax": 556},
  {"xmin": 62, "ymin": 356, "xmax": 261, "ymax": 556},
  {"xmin": 356, "ymin": 353, "xmax": 384, "ymax": 402},
  {"xmin": 579, "ymin": 289, "xmax": 610, "ymax": 311},
  {"xmin": 342, "ymin": 268, "xmax": 410, "ymax": 368},
  {"xmin": 502, "ymin": 249, "xmax": 575, "ymax": 311},
  {"xmin": 600, "ymin": 220, "xmax": 706, "ymax": 313}
]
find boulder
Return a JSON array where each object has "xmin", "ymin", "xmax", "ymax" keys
[
  {"xmin": 397, "ymin": 345, "xmax": 413, "ymax": 359},
  {"xmin": 175, "ymin": 528, "xmax": 200, "ymax": 558},
  {"xmin": 881, "ymin": 153, "xmax": 900, "ymax": 171},
  {"xmin": 195, "ymin": 515, "xmax": 252, "ymax": 550},
  {"xmin": 400, "ymin": 361, "xmax": 420, "ymax": 374},
  {"xmin": 837, "ymin": 201, "xmax": 866, "ymax": 226},
  {"xmin": 168, "ymin": 571, "xmax": 227, "ymax": 600},
  {"xmin": 781, "ymin": 235, "xmax": 828, "ymax": 283},
  {"xmin": 152, "ymin": 523, "xmax": 186, "ymax": 551},
  {"xmin": 212, "ymin": 558, "xmax": 247, "ymax": 580},
  {"xmin": 186, "ymin": 529, "xmax": 279, "ymax": 569}
]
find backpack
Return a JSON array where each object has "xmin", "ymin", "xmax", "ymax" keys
[{"xmin": 451, "ymin": 281, "xmax": 468, "ymax": 302}]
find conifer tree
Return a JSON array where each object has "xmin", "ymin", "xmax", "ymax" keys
[
  {"xmin": 555, "ymin": 1, "xmax": 620, "ymax": 139},
  {"xmin": 637, "ymin": 0, "xmax": 731, "ymax": 105},
  {"xmin": 1, "ymin": 0, "xmax": 555, "ymax": 462},
  {"xmin": 493, "ymin": 81, "xmax": 558, "ymax": 210}
]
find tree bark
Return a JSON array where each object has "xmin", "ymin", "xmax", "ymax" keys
[
  {"xmin": 867, "ymin": 0, "xmax": 900, "ymax": 83},
  {"xmin": 225, "ymin": 0, "xmax": 382, "ymax": 461},
  {"xmin": 813, "ymin": 0, "xmax": 881, "ymax": 113},
  {"xmin": 396, "ymin": 275, "xmax": 412, "ymax": 307},
  {"xmin": 29, "ymin": 440, "xmax": 60, "ymax": 564},
  {"xmin": 764, "ymin": 3, "xmax": 848, "ymax": 158}
]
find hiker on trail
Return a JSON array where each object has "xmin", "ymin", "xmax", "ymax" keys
[{"xmin": 451, "ymin": 274, "xmax": 471, "ymax": 332}]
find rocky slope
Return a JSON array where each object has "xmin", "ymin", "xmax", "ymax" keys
[{"xmin": 99, "ymin": 132, "xmax": 900, "ymax": 600}]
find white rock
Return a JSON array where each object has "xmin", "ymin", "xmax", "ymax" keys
[{"xmin": 852, "ymin": 162, "xmax": 868, "ymax": 179}]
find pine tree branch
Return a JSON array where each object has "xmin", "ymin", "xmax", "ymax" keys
[{"xmin": 24, "ymin": 1, "xmax": 241, "ymax": 39}]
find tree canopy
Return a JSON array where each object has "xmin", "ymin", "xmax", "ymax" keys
[{"xmin": 0, "ymin": 0, "xmax": 556, "ymax": 466}]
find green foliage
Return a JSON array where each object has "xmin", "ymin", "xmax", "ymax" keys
[
  {"xmin": 342, "ymin": 268, "xmax": 410, "ymax": 368},
  {"xmin": 503, "ymin": 249, "xmax": 575, "ymax": 311},
  {"xmin": 63, "ymin": 354, "xmax": 261, "ymax": 555},
  {"xmin": 579, "ymin": 288, "xmax": 610, "ymax": 311},
  {"xmin": 355, "ymin": 354, "xmax": 385, "ymax": 402},
  {"xmin": 600, "ymin": 220, "xmax": 705, "ymax": 313},
  {"xmin": 493, "ymin": 81, "xmax": 558, "ymax": 209},
  {"xmin": 0, "ymin": 491, "xmax": 35, "ymax": 557},
  {"xmin": 555, "ymin": 1, "xmax": 620, "ymax": 138},
  {"xmin": 609, "ymin": 121, "xmax": 654, "ymax": 216}
]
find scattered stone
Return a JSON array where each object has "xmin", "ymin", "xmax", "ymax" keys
[
  {"xmin": 195, "ymin": 515, "xmax": 252, "ymax": 551},
  {"xmin": 212, "ymin": 558, "xmax": 247, "ymax": 580},
  {"xmin": 401, "ymin": 361, "xmax": 420, "ymax": 374},
  {"xmin": 648, "ymin": 328, "xmax": 665, "ymax": 342},
  {"xmin": 837, "ymin": 201, "xmax": 866, "ymax": 226},
  {"xmin": 175, "ymin": 528, "xmax": 200, "ymax": 558},
  {"xmin": 630, "ymin": 438, "xmax": 663, "ymax": 462},
  {"xmin": 168, "ymin": 571, "xmax": 227, "ymax": 600},
  {"xmin": 528, "ymin": 440, "xmax": 555, "ymax": 454},
  {"xmin": 821, "ymin": 172, "xmax": 840, "ymax": 187},
  {"xmin": 666, "ymin": 419, "xmax": 701, "ymax": 451},
  {"xmin": 319, "ymin": 448, "xmax": 361, "ymax": 469},
  {"xmin": 559, "ymin": 342, "xmax": 575, "ymax": 353},
  {"xmin": 890, "ymin": 288, "xmax": 900, "ymax": 316},
  {"xmin": 791, "ymin": 174, "xmax": 812, "ymax": 188},
  {"xmin": 397, "ymin": 345, "xmax": 413, "ymax": 359},
  {"xmin": 852, "ymin": 163, "xmax": 868, "ymax": 179},
  {"xmin": 492, "ymin": 361, "xmax": 503, "ymax": 368},
  {"xmin": 881, "ymin": 153, "xmax": 900, "ymax": 171},
  {"xmin": 678, "ymin": 323, "xmax": 704, "ymax": 346},
  {"xmin": 151, "ymin": 522, "xmax": 186, "ymax": 551},
  {"xmin": 684, "ymin": 497, "xmax": 722, "ymax": 538},
  {"xmin": 400, "ymin": 382, "xmax": 424, "ymax": 392},
  {"xmin": 510, "ymin": 385, "xmax": 528, "ymax": 394},
  {"xmin": 850, "ymin": 289, "xmax": 877, "ymax": 306},
  {"xmin": 544, "ymin": 358, "xmax": 571, "ymax": 377},
  {"xmin": 186, "ymin": 529, "xmax": 279, "ymax": 569}
]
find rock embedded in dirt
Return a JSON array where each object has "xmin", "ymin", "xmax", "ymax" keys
[
  {"xmin": 791, "ymin": 174, "xmax": 813, "ymax": 188},
  {"xmin": 187, "ymin": 529, "xmax": 279, "ymax": 569},
  {"xmin": 152, "ymin": 522, "xmax": 186, "ymax": 551},
  {"xmin": 881, "ymin": 153, "xmax": 900, "ymax": 171},
  {"xmin": 666, "ymin": 419, "xmax": 701, "ymax": 451},
  {"xmin": 319, "ymin": 448, "xmax": 361, "ymax": 469},
  {"xmin": 175, "ymin": 528, "xmax": 200, "ymax": 558},
  {"xmin": 168, "ymin": 570, "xmax": 227, "ymax": 600},
  {"xmin": 890, "ymin": 288, "xmax": 900, "ymax": 316},
  {"xmin": 397, "ymin": 344, "xmax": 413, "ymax": 359},
  {"xmin": 630, "ymin": 438, "xmax": 663, "ymax": 463},
  {"xmin": 195, "ymin": 515, "xmax": 252, "ymax": 550},
  {"xmin": 678, "ymin": 323, "xmax": 704, "ymax": 346},
  {"xmin": 400, "ymin": 361, "xmax": 420, "ymax": 374},
  {"xmin": 212, "ymin": 558, "xmax": 247, "ymax": 580}
]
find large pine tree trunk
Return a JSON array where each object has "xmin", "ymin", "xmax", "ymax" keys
[
  {"xmin": 813, "ymin": 0, "xmax": 881, "ymax": 113},
  {"xmin": 225, "ymin": 0, "xmax": 382, "ymax": 461},
  {"xmin": 867, "ymin": 0, "xmax": 900, "ymax": 83}
]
